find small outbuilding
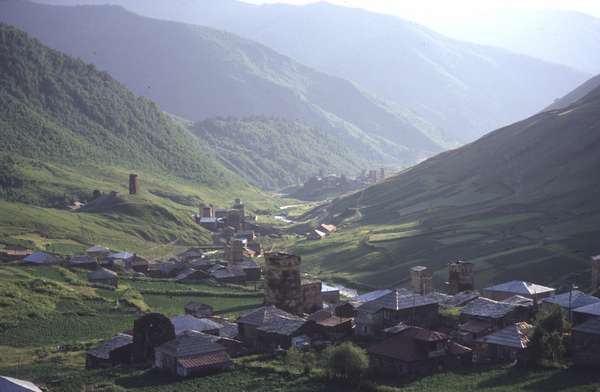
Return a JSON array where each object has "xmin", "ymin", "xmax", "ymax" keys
[
  {"xmin": 22, "ymin": 252, "xmax": 60, "ymax": 266},
  {"xmin": 154, "ymin": 330, "xmax": 232, "ymax": 377},
  {"xmin": 88, "ymin": 267, "xmax": 119, "ymax": 287},
  {"xmin": 184, "ymin": 302, "xmax": 214, "ymax": 318},
  {"xmin": 86, "ymin": 333, "xmax": 133, "ymax": 369}
]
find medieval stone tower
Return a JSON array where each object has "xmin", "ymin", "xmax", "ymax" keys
[
  {"xmin": 228, "ymin": 238, "xmax": 245, "ymax": 264},
  {"xmin": 129, "ymin": 174, "xmax": 138, "ymax": 195},
  {"xmin": 264, "ymin": 252, "xmax": 303, "ymax": 315},
  {"xmin": 448, "ymin": 260, "xmax": 474, "ymax": 294},
  {"xmin": 411, "ymin": 266, "xmax": 433, "ymax": 295},
  {"xmin": 592, "ymin": 255, "xmax": 600, "ymax": 293}
]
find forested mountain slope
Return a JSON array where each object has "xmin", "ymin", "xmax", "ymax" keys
[
  {"xmin": 36, "ymin": 0, "xmax": 590, "ymax": 142},
  {"xmin": 0, "ymin": 0, "xmax": 445, "ymax": 167}
]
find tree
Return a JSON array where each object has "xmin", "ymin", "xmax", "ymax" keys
[
  {"xmin": 324, "ymin": 342, "xmax": 369, "ymax": 382},
  {"xmin": 530, "ymin": 306, "xmax": 570, "ymax": 365}
]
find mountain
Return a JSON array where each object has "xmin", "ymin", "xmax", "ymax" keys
[
  {"xmin": 545, "ymin": 74, "xmax": 600, "ymax": 111},
  {"xmin": 0, "ymin": 0, "xmax": 446, "ymax": 169},
  {"xmin": 192, "ymin": 117, "xmax": 363, "ymax": 191},
  {"xmin": 0, "ymin": 23, "xmax": 273, "ymax": 255},
  {"xmin": 292, "ymin": 81, "xmax": 600, "ymax": 290},
  {"xmin": 439, "ymin": 9, "xmax": 600, "ymax": 75},
  {"xmin": 33, "ymin": 0, "xmax": 590, "ymax": 142}
]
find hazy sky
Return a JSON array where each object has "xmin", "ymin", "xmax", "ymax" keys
[{"xmin": 242, "ymin": 0, "xmax": 600, "ymax": 29}]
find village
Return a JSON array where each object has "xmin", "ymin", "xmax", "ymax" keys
[{"xmin": 2, "ymin": 186, "xmax": 600, "ymax": 389}]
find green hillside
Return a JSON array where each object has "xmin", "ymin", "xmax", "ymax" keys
[
  {"xmin": 288, "ymin": 83, "xmax": 600, "ymax": 290},
  {"xmin": 0, "ymin": 0, "xmax": 446, "ymax": 169},
  {"xmin": 192, "ymin": 117, "xmax": 363, "ymax": 190},
  {"xmin": 0, "ymin": 24, "xmax": 272, "ymax": 255}
]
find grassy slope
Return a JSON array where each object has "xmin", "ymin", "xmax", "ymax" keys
[
  {"xmin": 193, "ymin": 116, "xmax": 364, "ymax": 190},
  {"xmin": 285, "ymin": 86, "xmax": 600, "ymax": 290},
  {"xmin": 0, "ymin": 0, "xmax": 445, "ymax": 168},
  {"xmin": 0, "ymin": 24, "xmax": 276, "ymax": 255}
]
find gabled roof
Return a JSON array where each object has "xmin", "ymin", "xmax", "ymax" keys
[
  {"xmin": 368, "ymin": 327, "xmax": 448, "ymax": 362},
  {"xmin": 502, "ymin": 295, "xmax": 534, "ymax": 307},
  {"xmin": 155, "ymin": 330, "xmax": 225, "ymax": 357},
  {"xmin": 573, "ymin": 302, "xmax": 600, "ymax": 317},
  {"xmin": 86, "ymin": 245, "xmax": 111, "ymax": 254},
  {"xmin": 238, "ymin": 305, "xmax": 306, "ymax": 336},
  {"xmin": 359, "ymin": 289, "xmax": 438, "ymax": 313},
  {"xmin": 484, "ymin": 280, "xmax": 555, "ymax": 295},
  {"xmin": 87, "ymin": 333, "xmax": 132, "ymax": 359},
  {"xmin": 477, "ymin": 322, "xmax": 534, "ymax": 349},
  {"xmin": 88, "ymin": 268, "xmax": 118, "ymax": 280},
  {"xmin": 321, "ymin": 283, "xmax": 340, "ymax": 293},
  {"xmin": 110, "ymin": 252, "xmax": 134, "ymax": 260},
  {"xmin": 0, "ymin": 377, "xmax": 43, "ymax": 392},
  {"xmin": 171, "ymin": 315, "xmax": 222, "ymax": 335},
  {"xmin": 23, "ymin": 252, "xmax": 59, "ymax": 264},
  {"xmin": 459, "ymin": 319, "xmax": 492, "ymax": 334},
  {"xmin": 573, "ymin": 317, "xmax": 600, "ymax": 335},
  {"xmin": 352, "ymin": 289, "xmax": 393, "ymax": 303},
  {"xmin": 461, "ymin": 298, "xmax": 516, "ymax": 319},
  {"xmin": 444, "ymin": 291, "xmax": 480, "ymax": 307},
  {"xmin": 542, "ymin": 290, "xmax": 600, "ymax": 309},
  {"xmin": 308, "ymin": 308, "xmax": 351, "ymax": 327}
]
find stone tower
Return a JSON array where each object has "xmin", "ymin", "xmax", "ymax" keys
[
  {"xmin": 592, "ymin": 255, "xmax": 600, "ymax": 292},
  {"xmin": 448, "ymin": 260, "xmax": 474, "ymax": 294},
  {"xmin": 411, "ymin": 266, "xmax": 433, "ymax": 295},
  {"xmin": 228, "ymin": 238, "xmax": 246, "ymax": 264},
  {"xmin": 129, "ymin": 174, "xmax": 138, "ymax": 195},
  {"xmin": 264, "ymin": 252, "xmax": 303, "ymax": 315}
]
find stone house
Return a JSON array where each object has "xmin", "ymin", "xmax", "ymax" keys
[
  {"xmin": 184, "ymin": 302, "xmax": 214, "ymax": 318},
  {"xmin": 355, "ymin": 289, "xmax": 439, "ymax": 337},
  {"xmin": 86, "ymin": 333, "xmax": 133, "ymax": 369},
  {"xmin": 483, "ymin": 280, "xmax": 555, "ymax": 302},
  {"xmin": 154, "ymin": 331, "xmax": 232, "ymax": 377},
  {"xmin": 321, "ymin": 283, "xmax": 341, "ymax": 304},
  {"xmin": 572, "ymin": 302, "xmax": 600, "ymax": 325},
  {"xmin": 22, "ymin": 252, "xmax": 60, "ymax": 266},
  {"xmin": 86, "ymin": 245, "xmax": 111, "ymax": 261},
  {"xmin": 541, "ymin": 290, "xmax": 600, "ymax": 314},
  {"xmin": 175, "ymin": 268, "xmax": 209, "ymax": 284},
  {"xmin": 68, "ymin": 255, "xmax": 98, "ymax": 270},
  {"xmin": 307, "ymin": 308, "xmax": 353, "ymax": 341},
  {"xmin": 473, "ymin": 322, "xmax": 534, "ymax": 364},
  {"xmin": 458, "ymin": 298, "xmax": 525, "ymax": 344},
  {"xmin": 88, "ymin": 267, "xmax": 118, "ymax": 287},
  {"xmin": 237, "ymin": 305, "xmax": 307, "ymax": 351},
  {"xmin": 368, "ymin": 326, "xmax": 472, "ymax": 377},
  {"xmin": 572, "ymin": 317, "xmax": 600, "ymax": 367}
]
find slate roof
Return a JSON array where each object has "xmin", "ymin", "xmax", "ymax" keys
[
  {"xmin": 86, "ymin": 245, "xmax": 111, "ymax": 254},
  {"xmin": 87, "ymin": 333, "xmax": 132, "ymax": 360},
  {"xmin": 0, "ymin": 376, "xmax": 43, "ymax": 392},
  {"xmin": 175, "ymin": 268, "xmax": 207, "ymax": 281},
  {"xmin": 155, "ymin": 330, "xmax": 225, "ymax": 357},
  {"xmin": 444, "ymin": 291, "xmax": 480, "ymax": 307},
  {"xmin": 573, "ymin": 317, "xmax": 600, "ymax": 335},
  {"xmin": 459, "ymin": 319, "xmax": 492, "ymax": 334},
  {"xmin": 110, "ymin": 252, "xmax": 134, "ymax": 260},
  {"xmin": 502, "ymin": 295, "xmax": 534, "ymax": 307},
  {"xmin": 484, "ymin": 280, "xmax": 555, "ymax": 295},
  {"xmin": 542, "ymin": 290, "xmax": 600, "ymax": 309},
  {"xmin": 352, "ymin": 289, "xmax": 393, "ymax": 303},
  {"xmin": 461, "ymin": 298, "xmax": 516, "ymax": 319},
  {"xmin": 217, "ymin": 320, "xmax": 239, "ymax": 339},
  {"xmin": 171, "ymin": 315, "xmax": 223, "ymax": 335},
  {"xmin": 308, "ymin": 308, "xmax": 352, "ymax": 327},
  {"xmin": 185, "ymin": 302, "xmax": 214, "ymax": 317},
  {"xmin": 477, "ymin": 322, "xmax": 534, "ymax": 349},
  {"xmin": 23, "ymin": 252, "xmax": 59, "ymax": 265},
  {"xmin": 573, "ymin": 302, "xmax": 600, "ymax": 317},
  {"xmin": 359, "ymin": 289, "xmax": 438, "ymax": 314},
  {"xmin": 321, "ymin": 283, "xmax": 340, "ymax": 293},
  {"xmin": 88, "ymin": 268, "xmax": 118, "ymax": 280},
  {"xmin": 178, "ymin": 248, "xmax": 204, "ymax": 259},
  {"xmin": 383, "ymin": 322, "xmax": 411, "ymax": 335},
  {"xmin": 238, "ymin": 305, "xmax": 306, "ymax": 336}
]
